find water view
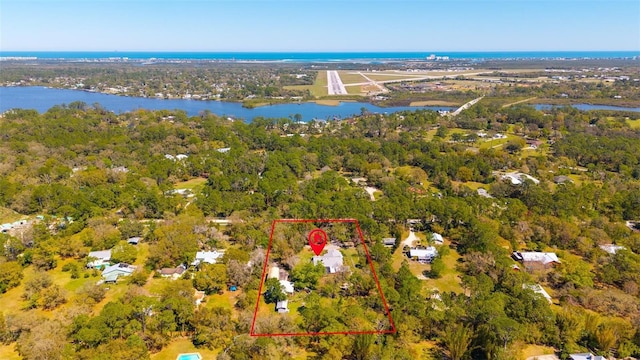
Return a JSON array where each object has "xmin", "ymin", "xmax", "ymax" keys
[{"xmin": 0, "ymin": 86, "xmax": 452, "ymax": 121}]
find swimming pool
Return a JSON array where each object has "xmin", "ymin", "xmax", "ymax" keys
[{"xmin": 176, "ymin": 353, "xmax": 202, "ymax": 360}]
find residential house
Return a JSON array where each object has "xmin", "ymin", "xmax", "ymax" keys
[
  {"xmin": 159, "ymin": 264, "xmax": 187, "ymax": 280},
  {"xmin": 513, "ymin": 251, "xmax": 560, "ymax": 270},
  {"xmin": 127, "ymin": 237, "xmax": 141, "ymax": 245},
  {"xmin": 523, "ymin": 284, "xmax": 552, "ymax": 303},
  {"xmin": 191, "ymin": 250, "xmax": 225, "ymax": 266},
  {"xmin": 599, "ymin": 244, "xmax": 626, "ymax": 255},
  {"xmin": 553, "ymin": 175, "xmax": 574, "ymax": 185},
  {"xmin": 526, "ymin": 139, "xmax": 543, "ymax": 149},
  {"xmin": 477, "ymin": 188, "xmax": 493, "ymax": 198},
  {"xmin": 431, "ymin": 233, "xmax": 444, "ymax": 245},
  {"xmin": 500, "ymin": 172, "xmax": 540, "ymax": 185},
  {"xmin": 102, "ymin": 263, "xmax": 136, "ymax": 283},
  {"xmin": 280, "ymin": 280, "xmax": 295, "ymax": 294},
  {"xmin": 87, "ymin": 250, "xmax": 112, "ymax": 269},
  {"xmin": 382, "ymin": 238, "xmax": 397, "ymax": 247},
  {"xmin": 409, "ymin": 247, "xmax": 438, "ymax": 263},
  {"xmin": 268, "ymin": 266, "xmax": 280, "ymax": 279},
  {"xmin": 312, "ymin": 249, "xmax": 344, "ymax": 274},
  {"xmin": 569, "ymin": 353, "xmax": 605, "ymax": 360},
  {"xmin": 276, "ymin": 300, "xmax": 289, "ymax": 313}
]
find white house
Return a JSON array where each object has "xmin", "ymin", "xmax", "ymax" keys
[
  {"xmin": 127, "ymin": 237, "xmax": 141, "ymax": 245},
  {"xmin": 523, "ymin": 284, "xmax": 552, "ymax": 303},
  {"xmin": 501, "ymin": 172, "xmax": 540, "ymax": 185},
  {"xmin": 268, "ymin": 266, "xmax": 280, "ymax": 279},
  {"xmin": 409, "ymin": 247, "xmax": 438, "ymax": 263},
  {"xmin": 87, "ymin": 250, "xmax": 112, "ymax": 269},
  {"xmin": 431, "ymin": 233, "xmax": 444, "ymax": 245},
  {"xmin": 192, "ymin": 250, "xmax": 225, "ymax": 266},
  {"xmin": 570, "ymin": 353, "xmax": 605, "ymax": 360},
  {"xmin": 599, "ymin": 244, "xmax": 626, "ymax": 255},
  {"xmin": 280, "ymin": 280, "xmax": 295, "ymax": 294},
  {"xmin": 312, "ymin": 249, "xmax": 344, "ymax": 274},
  {"xmin": 102, "ymin": 263, "xmax": 136, "ymax": 283},
  {"xmin": 512, "ymin": 251, "xmax": 560, "ymax": 268}
]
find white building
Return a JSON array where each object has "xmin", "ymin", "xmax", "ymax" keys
[
  {"xmin": 87, "ymin": 250, "xmax": 112, "ymax": 269},
  {"xmin": 409, "ymin": 247, "xmax": 438, "ymax": 263},
  {"xmin": 192, "ymin": 250, "xmax": 225, "ymax": 266},
  {"xmin": 599, "ymin": 244, "xmax": 626, "ymax": 255}
]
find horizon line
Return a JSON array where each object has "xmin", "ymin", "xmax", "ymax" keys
[{"xmin": 2, "ymin": 50, "xmax": 639, "ymax": 53}]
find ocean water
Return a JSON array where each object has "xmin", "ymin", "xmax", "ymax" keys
[{"xmin": 1, "ymin": 51, "xmax": 638, "ymax": 61}]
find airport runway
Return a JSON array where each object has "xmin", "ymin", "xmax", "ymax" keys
[{"xmin": 327, "ymin": 70, "xmax": 347, "ymax": 95}]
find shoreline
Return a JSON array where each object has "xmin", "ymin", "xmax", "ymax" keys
[{"xmin": 2, "ymin": 85, "xmax": 640, "ymax": 111}]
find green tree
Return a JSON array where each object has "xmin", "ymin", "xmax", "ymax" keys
[
  {"xmin": 441, "ymin": 324, "xmax": 474, "ymax": 360},
  {"xmin": 111, "ymin": 243, "xmax": 138, "ymax": 264},
  {"xmin": 263, "ymin": 278, "xmax": 286, "ymax": 304},
  {"xmin": 193, "ymin": 264, "xmax": 227, "ymax": 295},
  {"xmin": 290, "ymin": 262, "xmax": 325, "ymax": 290},
  {"xmin": 0, "ymin": 261, "xmax": 23, "ymax": 293}
]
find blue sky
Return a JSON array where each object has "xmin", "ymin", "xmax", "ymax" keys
[{"xmin": 1, "ymin": 0, "xmax": 639, "ymax": 51}]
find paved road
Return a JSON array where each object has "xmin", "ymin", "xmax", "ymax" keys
[
  {"xmin": 451, "ymin": 96, "xmax": 484, "ymax": 116},
  {"xmin": 327, "ymin": 71, "xmax": 347, "ymax": 95}
]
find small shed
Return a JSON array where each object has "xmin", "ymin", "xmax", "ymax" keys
[
  {"xmin": 276, "ymin": 300, "xmax": 289, "ymax": 313},
  {"xmin": 382, "ymin": 238, "xmax": 397, "ymax": 247},
  {"xmin": 127, "ymin": 237, "xmax": 141, "ymax": 245}
]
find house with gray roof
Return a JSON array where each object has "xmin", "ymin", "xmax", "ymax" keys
[
  {"xmin": 102, "ymin": 263, "xmax": 137, "ymax": 283},
  {"xmin": 87, "ymin": 250, "xmax": 112, "ymax": 269},
  {"xmin": 312, "ymin": 249, "xmax": 344, "ymax": 274}
]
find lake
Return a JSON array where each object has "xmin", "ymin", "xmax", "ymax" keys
[
  {"xmin": 1, "ymin": 87, "xmax": 638, "ymax": 122},
  {"xmin": 0, "ymin": 86, "xmax": 452, "ymax": 121},
  {"xmin": 534, "ymin": 104, "xmax": 640, "ymax": 112}
]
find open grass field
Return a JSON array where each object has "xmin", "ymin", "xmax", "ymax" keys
[
  {"xmin": 336, "ymin": 71, "xmax": 367, "ymax": 84},
  {"xmin": 283, "ymin": 70, "xmax": 328, "ymax": 97},
  {"xmin": 0, "ymin": 207, "xmax": 23, "ymax": 223},
  {"xmin": 345, "ymin": 85, "xmax": 366, "ymax": 95},
  {"xmin": 627, "ymin": 118, "xmax": 640, "ymax": 129},
  {"xmin": 518, "ymin": 344, "xmax": 557, "ymax": 360},
  {"xmin": 391, "ymin": 231, "xmax": 463, "ymax": 294},
  {"xmin": 0, "ymin": 344, "xmax": 20, "ymax": 360},
  {"xmin": 150, "ymin": 337, "xmax": 220, "ymax": 360},
  {"xmin": 424, "ymin": 244, "xmax": 463, "ymax": 294},
  {"xmin": 174, "ymin": 178, "xmax": 207, "ymax": 192}
]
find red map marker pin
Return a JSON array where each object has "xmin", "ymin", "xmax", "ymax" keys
[{"xmin": 308, "ymin": 228, "xmax": 328, "ymax": 256}]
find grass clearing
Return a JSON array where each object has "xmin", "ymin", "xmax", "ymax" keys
[
  {"xmin": 345, "ymin": 85, "xmax": 366, "ymax": 95},
  {"xmin": 174, "ymin": 178, "xmax": 207, "ymax": 191},
  {"xmin": 284, "ymin": 70, "xmax": 327, "ymax": 97},
  {"xmin": 336, "ymin": 71, "xmax": 367, "ymax": 85},
  {"xmin": 150, "ymin": 337, "xmax": 220, "ymax": 360},
  {"xmin": 204, "ymin": 292, "xmax": 234, "ymax": 311},
  {"xmin": 627, "ymin": 118, "xmax": 640, "ymax": 129},
  {"xmin": 518, "ymin": 343, "xmax": 557, "ymax": 360},
  {"xmin": 0, "ymin": 344, "xmax": 20, "ymax": 360},
  {"xmin": 0, "ymin": 207, "xmax": 23, "ymax": 223}
]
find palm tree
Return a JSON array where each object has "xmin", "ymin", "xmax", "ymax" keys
[{"xmin": 441, "ymin": 324, "xmax": 474, "ymax": 360}]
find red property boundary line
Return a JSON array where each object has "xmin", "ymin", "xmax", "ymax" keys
[{"xmin": 250, "ymin": 218, "xmax": 397, "ymax": 337}]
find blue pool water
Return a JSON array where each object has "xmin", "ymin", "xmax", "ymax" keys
[{"xmin": 177, "ymin": 353, "xmax": 201, "ymax": 360}]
